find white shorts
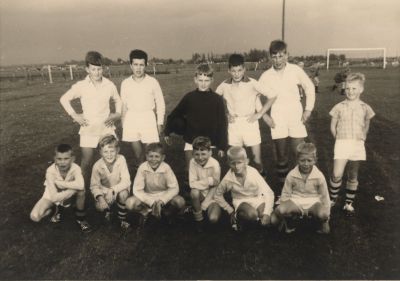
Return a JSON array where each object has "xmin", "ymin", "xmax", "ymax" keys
[
  {"xmin": 80, "ymin": 127, "xmax": 116, "ymax": 148},
  {"xmin": 228, "ymin": 117, "xmax": 261, "ymax": 147},
  {"xmin": 122, "ymin": 111, "xmax": 160, "ymax": 143},
  {"xmin": 288, "ymin": 196, "xmax": 321, "ymax": 217},
  {"xmin": 232, "ymin": 196, "xmax": 271, "ymax": 216},
  {"xmin": 270, "ymin": 104, "xmax": 307, "ymax": 140},
  {"xmin": 334, "ymin": 139, "xmax": 366, "ymax": 161}
]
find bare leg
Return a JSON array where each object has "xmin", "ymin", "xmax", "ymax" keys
[
  {"xmin": 30, "ymin": 198, "xmax": 54, "ymax": 222},
  {"xmin": 207, "ymin": 202, "xmax": 222, "ymax": 224},
  {"xmin": 131, "ymin": 141, "xmax": 145, "ymax": 165},
  {"xmin": 250, "ymin": 144, "xmax": 264, "ymax": 173}
]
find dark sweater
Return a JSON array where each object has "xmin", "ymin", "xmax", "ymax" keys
[{"xmin": 165, "ymin": 89, "xmax": 228, "ymax": 150}]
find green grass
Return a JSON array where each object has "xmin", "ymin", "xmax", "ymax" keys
[{"xmin": 0, "ymin": 67, "xmax": 399, "ymax": 279}]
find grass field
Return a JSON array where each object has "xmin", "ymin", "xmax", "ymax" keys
[{"xmin": 0, "ymin": 66, "xmax": 399, "ymax": 279}]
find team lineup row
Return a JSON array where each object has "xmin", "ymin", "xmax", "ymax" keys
[{"xmin": 29, "ymin": 39, "xmax": 375, "ymax": 235}]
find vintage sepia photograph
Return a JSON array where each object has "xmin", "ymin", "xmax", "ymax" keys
[{"xmin": 0, "ymin": 0, "xmax": 399, "ymax": 279}]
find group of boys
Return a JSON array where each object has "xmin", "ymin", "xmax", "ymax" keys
[{"xmin": 30, "ymin": 39, "xmax": 374, "ymax": 235}]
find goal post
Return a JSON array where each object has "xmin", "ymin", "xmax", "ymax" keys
[{"xmin": 326, "ymin": 48, "xmax": 387, "ymax": 70}]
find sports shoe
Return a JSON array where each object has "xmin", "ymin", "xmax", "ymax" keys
[
  {"xmin": 104, "ymin": 211, "xmax": 112, "ymax": 222},
  {"xmin": 76, "ymin": 220, "xmax": 93, "ymax": 233},
  {"xmin": 278, "ymin": 219, "xmax": 296, "ymax": 234},
  {"xmin": 136, "ymin": 214, "xmax": 148, "ymax": 233},
  {"xmin": 343, "ymin": 202, "xmax": 355, "ymax": 216},
  {"xmin": 120, "ymin": 220, "xmax": 131, "ymax": 233},
  {"xmin": 50, "ymin": 208, "xmax": 62, "ymax": 223}
]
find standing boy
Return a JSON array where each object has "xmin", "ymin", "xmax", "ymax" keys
[
  {"xmin": 30, "ymin": 144, "xmax": 92, "ymax": 233},
  {"xmin": 60, "ymin": 51, "xmax": 122, "ymax": 232},
  {"xmin": 189, "ymin": 136, "xmax": 222, "ymax": 229},
  {"xmin": 329, "ymin": 73, "xmax": 375, "ymax": 216},
  {"xmin": 216, "ymin": 54, "xmax": 276, "ymax": 176},
  {"xmin": 90, "ymin": 135, "xmax": 131, "ymax": 231},
  {"xmin": 271, "ymin": 143, "xmax": 330, "ymax": 234},
  {"xmin": 126, "ymin": 143, "xmax": 185, "ymax": 226},
  {"xmin": 214, "ymin": 146, "xmax": 275, "ymax": 231},
  {"xmin": 259, "ymin": 40, "xmax": 316, "ymax": 187},
  {"xmin": 164, "ymin": 63, "xmax": 228, "ymax": 171},
  {"xmin": 121, "ymin": 49, "xmax": 165, "ymax": 165}
]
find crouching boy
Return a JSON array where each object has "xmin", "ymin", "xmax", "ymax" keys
[
  {"xmin": 126, "ymin": 143, "xmax": 185, "ymax": 227},
  {"xmin": 271, "ymin": 143, "xmax": 330, "ymax": 234},
  {"xmin": 90, "ymin": 135, "xmax": 131, "ymax": 231},
  {"xmin": 214, "ymin": 146, "xmax": 274, "ymax": 231},
  {"xmin": 30, "ymin": 144, "xmax": 92, "ymax": 233}
]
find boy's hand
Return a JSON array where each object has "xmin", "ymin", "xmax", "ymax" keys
[
  {"xmin": 247, "ymin": 112, "xmax": 262, "ymax": 123},
  {"xmin": 227, "ymin": 114, "xmax": 236, "ymax": 123},
  {"xmin": 152, "ymin": 200, "xmax": 164, "ymax": 219},
  {"xmin": 260, "ymin": 214, "xmax": 271, "ymax": 226},
  {"xmin": 97, "ymin": 195, "xmax": 109, "ymax": 210},
  {"xmin": 262, "ymin": 115, "xmax": 275, "ymax": 128},
  {"xmin": 104, "ymin": 113, "xmax": 120, "ymax": 127},
  {"xmin": 72, "ymin": 114, "xmax": 89, "ymax": 126},
  {"xmin": 164, "ymin": 136, "xmax": 172, "ymax": 146},
  {"xmin": 302, "ymin": 110, "xmax": 312, "ymax": 123},
  {"xmin": 217, "ymin": 150, "xmax": 225, "ymax": 158},
  {"xmin": 105, "ymin": 189, "xmax": 115, "ymax": 204}
]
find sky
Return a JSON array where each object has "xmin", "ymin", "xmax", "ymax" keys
[{"xmin": 0, "ymin": 0, "xmax": 399, "ymax": 65}]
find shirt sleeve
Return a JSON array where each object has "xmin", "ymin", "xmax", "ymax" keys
[
  {"xmin": 59, "ymin": 83, "xmax": 81, "ymax": 116},
  {"xmin": 158, "ymin": 166, "xmax": 179, "ymax": 204},
  {"xmin": 189, "ymin": 161, "xmax": 209, "ymax": 190},
  {"xmin": 329, "ymin": 104, "xmax": 340, "ymax": 118},
  {"xmin": 297, "ymin": 67, "xmax": 316, "ymax": 111},
  {"xmin": 110, "ymin": 83, "xmax": 122, "ymax": 114},
  {"xmin": 165, "ymin": 95, "xmax": 187, "ymax": 136},
  {"xmin": 280, "ymin": 174, "xmax": 294, "ymax": 202},
  {"xmin": 46, "ymin": 168, "xmax": 78, "ymax": 203},
  {"xmin": 214, "ymin": 178, "xmax": 234, "ymax": 214},
  {"xmin": 254, "ymin": 172, "xmax": 275, "ymax": 215},
  {"xmin": 253, "ymin": 80, "xmax": 277, "ymax": 99},
  {"xmin": 153, "ymin": 79, "xmax": 166, "ymax": 125},
  {"xmin": 90, "ymin": 163, "xmax": 105, "ymax": 199},
  {"xmin": 215, "ymin": 82, "xmax": 224, "ymax": 96},
  {"xmin": 365, "ymin": 104, "xmax": 375, "ymax": 120},
  {"xmin": 54, "ymin": 168, "xmax": 84, "ymax": 191},
  {"xmin": 110, "ymin": 156, "xmax": 131, "ymax": 194},
  {"xmin": 132, "ymin": 165, "xmax": 155, "ymax": 207}
]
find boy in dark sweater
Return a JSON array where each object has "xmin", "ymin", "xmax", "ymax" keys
[{"xmin": 165, "ymin": 63, "xmax": 228, "ymax": 172}]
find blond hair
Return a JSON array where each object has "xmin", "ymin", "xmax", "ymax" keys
[
  {"xmin": 346, "ymin": 72, "xmax": 365, "ymax": 86},
  {"xmin": 296, "ymin": 142, "xmax": 317, "ymax": 159},
  {"xmin": 227, "ymin": 146, "xmax": 247, "ymax": 160}
]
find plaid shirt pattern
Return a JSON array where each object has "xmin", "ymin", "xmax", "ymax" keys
[{"xmin": 329, "ymin": 100, "xmax": 375, "ymax": 140}]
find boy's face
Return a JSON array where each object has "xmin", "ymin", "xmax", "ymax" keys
[
  {"xmin": 86, "ymin": 64, "xmax": 103, "ymax": 82},
  {"xmin": 229, "ymin": 156, "xmax": 248, "ymax": 175},
  {"xmin": 130, "ymin": 58, "xmax": 146, "ymax": 78},
  {"xmin": 194, "ymin": 74, "xmax": 213, "ymax": 91},
  {"xmin": 345, "ymin": 81, "xmax": 363, "ymax": 101},
  {"xmin": 193, "ymin": 149, "xmax": 212, "ymax": 166},
  {"xmin": 297, "ymin": 153, "xmax": 316, "ymax": 175},
  {"xmin": 228, "ymin": 65, "xmax": 245, "ymax": 83},
  {"xmin": 146, "ymin": 151, "xmax": 165, "ymax": 170},
  {"xmin": 100, "ymin": 144, "xmax": 119, "ymax": 164},
  {"xmin": 270, "ymin": 50, "xmax": 288, "ymax": 70},
  {"xmin": 54, "ymin": 151, "xmax": 74, "ymax": 173}
]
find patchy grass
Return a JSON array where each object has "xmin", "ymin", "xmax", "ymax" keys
[{"xmin": 0, "ymin": 67, "xmax": 399, "ymax": 279}]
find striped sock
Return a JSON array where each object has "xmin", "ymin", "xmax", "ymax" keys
[
  {"xmin": 329, "ymin": 177, "xmax": 342, "ymax": 201},
  {"xmin": 193, "ymin": 210, "xmax": 204, "ymax": 222},
  {"xmin": 117, "ymin": 202, "xmax": 127, "ymax": 222},
  {"xmin": 345, "ymin": 180, "xmax": 358, "ymax": 204}
]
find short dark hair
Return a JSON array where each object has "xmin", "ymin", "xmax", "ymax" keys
[
  {"xmin": 228, "ymin": 54, "xmax": 245, "ymax": 68},
  {"xmin": 195, "ymin": 63, "xmax": 213, "ymax": 77},
  {"xmin": 269, "ymin": 40, "xmax": 287, "ymax": 55},
  {"xmin": 56, "ymin": 143, "xmax": 73, "ymax": 155},
  {"xmin": 129, "ymin": 49, "xmax": 148, "ymax": 65},
  {"xmin": 146, "ymin": 142, "xmax": 164, "ymax": 155},
  {"xmin": 85, "ymin": 51, "xmax": 103, "ymax": 67},
  {"xmin": 192, "ymin": 136, "xmax": 212, "ymax": 151}
]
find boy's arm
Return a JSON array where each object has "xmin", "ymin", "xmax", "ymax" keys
[
  {"xmin": 248, "ymin": 96, "xmax": 277, "ymax": 123},
  {"xmin": 110, "ymin": 157, "xmax": 131, "ymax": 194},
  {"xmin": 60, "ymin": 87, "xmax": 88, "ymax": 126},
  {"xmin": 105, "ymin": 85, "xmax": 122, "ymax": 126},
  {"xmin": 280, "ymin": 175, "xmax": 293, "ymax": 202},
  {"xmin": 132, "ymin": 166, "xmax": 155, "ymax": 207},
  {"xmin": 158, "ymin": 166, "xmax": 179, "ymax": 204},
  {"xmin": 90, "ymin": 165, "xmax": 105, "ymax": 199},
  {"xmin": 214, "ymin": 180, "xmax": 234, "ymax": 214},
  {"xmin": 164, "ymin": 96, "xmax": 186, "ymax": 137},
  {"xmin": 46, "ymin": 170, "xmax": 77, "ymax": 202},
  {"xmin": 189, "ymin": 162, "xmax": 209, "ymax": 190},
  {"xmin": 330, "ymin": 117, "xmax": 338, "ymax": 138},
  {"xmin": 363, "ymin": 105, "xmax": 375, "ymax": 137},
  {"xmin": 255, "ymin": 173, "xmax": 275, "ymax": 215},
  {"xmin": 154, "ymin": 80, "xmax": 166, "ymax": 126},
  {"xmin": 298, "ymin": 68, "xmax": 316, "ymax": 122}
]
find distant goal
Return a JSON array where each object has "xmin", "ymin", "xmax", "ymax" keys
[{"xmin": 326, "ymin": 48, "xmax": 387, "ymax": 69}]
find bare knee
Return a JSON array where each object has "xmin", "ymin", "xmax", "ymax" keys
[
  {"xmin": 126, "ymin": 196, "xmax": 141, "ymax": 211},
  {"xmin": 117, "ymin": 189, "xmax": 129, "ymax": 203},
  {"xmin": 171, "ymin": 195, "xmax": 185, "ymax": 209},
  {"xmin": 30, "ymin": 211, "xmax": 41, "ymax": 222}
]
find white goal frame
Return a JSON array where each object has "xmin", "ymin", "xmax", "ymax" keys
[{"xmin": 326, "ymin": 48, "xmax": 387, "ymax": 69}]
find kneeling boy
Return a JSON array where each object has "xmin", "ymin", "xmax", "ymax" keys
[
  {"xmin": 126, "ymin": 143, "xmax": 185, "ymax": 226},
  {"xmin": 214, "ymin": 146, "xmax": 274, "ymax": 231},
  {"xmin": 30, "ymin": 144, "xmax": 92, "ymax": 233},
  {"xmin": 90, "ymin": 135, "xmax": 131, "ymax": 231},
  {"xmin": 189, "ymin": 136, "xmax": 222, "ymax": 227},
  {"xmin": 271, "ymin": 143, "xmax": 330, "ymax": 234}
]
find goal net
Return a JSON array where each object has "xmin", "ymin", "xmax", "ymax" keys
[{"xmin": 326, "ymin": 48, "xmax": 387, "ymax": 69}]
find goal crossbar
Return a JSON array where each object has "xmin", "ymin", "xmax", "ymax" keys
[{"xmin": 326, "ymin": 48, "xmax": 387, "ymax": 69}]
